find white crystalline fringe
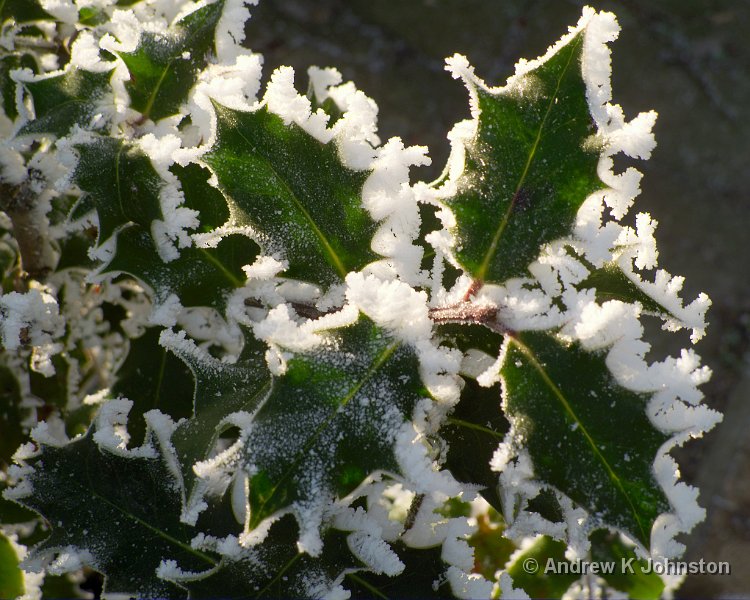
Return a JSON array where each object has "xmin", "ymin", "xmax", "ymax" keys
[{"xmin": 92, "ymin": 399, "xmax": 158, "ymax": 458}]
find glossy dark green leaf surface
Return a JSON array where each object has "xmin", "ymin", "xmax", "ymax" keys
[
  {"xmin": 444, "ymin": 32, "xmax": 605, "ymax": 284},
  {"xmin": 501, "ymin": 331, "xmax": 670, "ymax": 546},
  {"xmin": 183, "ymin": 515, "xmax": 359, "ymax": 599},
  {"xmin": 73, "ymin": 137, "xmax": 163, "ymax": 243},
  {"xmin": 107, "ymin": 226, "xmax": 257, "ymax": 310},
  {"xmin": 166, "ymin": 329, "xmax": 270, "ymax": 495},
  {"xmin": 243, "ymin": 317, "xmax": 425, "ymax": 528},
  {"xmin": 118, "ymin": 1, "xmax": 224, "ymax": 121},
  {"xmin": 11, "ymin": 430, "xmax": 216, "ymax": 598},
  {"xmin": 0, "ymin": 530, "xmax": 24, "ymax": 599},
  {"xmin": 74, "ymin": 136, "xmax": 257, "ymax": 310},
  {"xmin": 19, "ymin": 69, "xmax": 111, "ymax": 137},
  {"xmin": 204, "ymin": 103, "xmax": 378, "ymax": 286},
  {"xmin": 112, "ymin": 327, "xmax": 194, "ymax": 446}
]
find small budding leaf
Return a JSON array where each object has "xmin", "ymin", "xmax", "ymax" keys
[
  {"xmin": 204, "ymin": 103, "xmax": 379, "ymax": 287},
  {"xmin": 117, "ymin": 0, "xmax": 225, "ymax": 121},
  {"xmin": 441, "ymin": 31, "xmax": 605, "ymax": 285},
  {"xmin": 501, "ymin": 331, "xmax": 671, "ymax": 546}
]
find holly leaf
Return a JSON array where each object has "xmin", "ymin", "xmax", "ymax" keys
[
  {"xmin": 18, "ymin": 68, "xmax": 112, "ymax": 137},
  {"xmin": 0, "ymin": 365, "xmax": 24, "ymax": 468},
  {"xmin": 0, "ymin": 0, "xmax": 52, "ymax": 24},
  {"xmin": 441, "ymin": 31, "xmax": 604, "ymax": 285},
  {"xmin": 73, "ymin": 137, "xmax": 164, "ymax": 244},
  {"xmin": 501, "ymin": 331, "xmax": 671, "ymax": 546},
  {"xmin": 506, "ymin": 535, "xmax": 577, "ymax": 598},
  {"xmin": 204, "ymin": 102, "xmax": 379, "ymax": 287},
  {"xmin": 117, "ymin": 0, "xmax": 224, "ymax": 121},
  {"xmin": 74, "ymin": 136, "xmax": 258, "ymax": 311},
  {"xmin": 442, "ymin": 377, "xmax": 507, "ymax": 512},
  {"xmin": 107, "ymin": 226, "xmax": 257, "ymax": 311},
  {"xmin": 161, "ymin": 329, "xmax": 271, "ymax": 502},
  {"xmin": 241, "ymin": 317, "xmax": 426, "ymax": 539},
  {"xmin": 6, "ymin": 426, "xmax": 217, "ymax": 598},
  {"xmin": 345, "ymin": 543, "xmax": 458, "ymax": 599},
  {"xmin": 111, "ymin": 327, "xmax": 194, "ymax": 447},
  {"xmin": 589, "ymin": 529, "xmax": 665, "ymax": 599},
  {"xmin": 180, "ymin": 515, "xmax": 359, "ymax": 599}
]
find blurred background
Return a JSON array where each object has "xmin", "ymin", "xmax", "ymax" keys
[{"xmin": 244, "ymin": 1, "xmax": 750, "ymax": 597}]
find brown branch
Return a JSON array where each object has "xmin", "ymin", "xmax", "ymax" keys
[
  {"xmin": 0, "ymin": 178, "xmax": 57, "ymax": 282},
  {"xmin": 462, "ymin": 278, "xmax": 484, "ymax": 302}
]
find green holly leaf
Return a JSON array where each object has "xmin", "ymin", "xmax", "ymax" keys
[
  {"xmin": 441, "ymin": 31, "xmax": 604, "ymax": 285},
  {"xmin": 162, "ymin": 329, "xmax": 271, "ymax": 502},
  {"xmin": 41, "ymin": 573, "xmax": 88, "ymax": 599},
  {"xmin": 74, "ymin": 136, "xmax": 258, "ymax": 311},
  {"xmin": 18, "ymin": 68, "xmax": 112, "ymax": 137},
  {"xmin": 180, "ymin": 515, "xmax": 359, "ymax": 599},
  {"xmin": 73, "ymin": 137, "xmax": 163, "ymax": 244},
  {"xmin": 590, "ymin": 529, "xmax": 665, "ymax": 599},
  {"xmin": 501, "ymin": 331, "xmax": 670, "ymax": 546},
  {"xmin": 172, "ymin": 163, "xmax": 229, "ymax": 232},
  {"xmin": 204, "ymin": 102, "xmax": 379, "ymax": 287},
  {"xmin": 577, "ymin": 258, "xmax": 704, "ymax": 333},
  {"xmin": 117, "ymin": 0, "xmax": 224, "ymax": 121},
  {"xmin": 0, "ymin": 531, "xmax": 25, "ymax": 600},
  {"xmin": 241, "ymin": 317, "xmax": 426, "ymax": 536},
  {"xmin": 506, "ymin": 535, "xmax": 577, "ymax": 599},
  {"xmin": 1, "ymin": 55, "xmax": 25, "ymax": 120},
  {"xmin": 111, "ymin": 327, "xmax": 194, "ymax": 447},
  {"xmin": 6, "ymin": 426, "xmax": 217, "ymax": 598}
]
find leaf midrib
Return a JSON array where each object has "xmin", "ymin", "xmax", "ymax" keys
[
  {"xmin": 252, "ymin": 340, "xmax": 401, "ymax": 525},
  {"xmin": 476, "ymin": 36, "xmax": 581, "ymax": 282},
  {"xmin": 510, "ymin": 336, "xmax": 649, "ymax": 543}
]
